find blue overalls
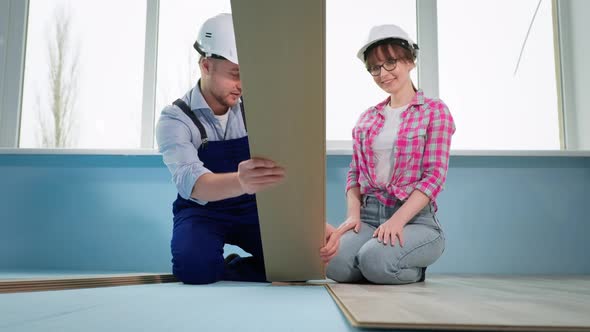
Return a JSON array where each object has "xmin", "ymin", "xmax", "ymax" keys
[{"xmin": 170, "ymin": 98, "xmax": 266, "ymax": 284}]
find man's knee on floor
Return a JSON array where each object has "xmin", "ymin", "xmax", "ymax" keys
[{"xmin": 173, "ymin": 254, "xmax": 223, "ymax": 285}]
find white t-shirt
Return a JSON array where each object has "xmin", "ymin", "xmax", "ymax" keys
[
  {"xmin": 214, "ymin": 110, "xmax": 230, "ymax": 134},
  {"xmin": 372, "ymin": 103, "xmax": 407, "ymax": 185}
]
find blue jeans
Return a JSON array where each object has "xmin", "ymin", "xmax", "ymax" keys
[{"xmin": 327, "ymin": 195, "xmax": 445, "ymax": 284}]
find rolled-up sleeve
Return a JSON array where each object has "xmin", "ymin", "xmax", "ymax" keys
[
  {"xmin": 346, "ymin": 127, "xmax": 360, "ymax": 193},
  {"xmin": 414, "ymin": 102, "xmax": 455, "ymax": 202},
  {"xmin": 156, "ymin": 107, "xmax": 211, "ymax": 205}
]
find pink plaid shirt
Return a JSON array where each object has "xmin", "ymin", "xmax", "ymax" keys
[{"xmin": 346, "ymin": 90, "xmax": 455, "ymax": 211}]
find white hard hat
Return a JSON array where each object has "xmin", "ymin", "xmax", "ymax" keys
[
  {"xmin": 357, "ymin": 24, "xmax": 419, "ymax": 63},
  {"xmin": 194, "ymin": 13, "xmax": 239, "ymax": 64}
]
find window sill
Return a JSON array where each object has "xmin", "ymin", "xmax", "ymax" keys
[
  {"xmin": 0, "ymin": 146, "xmax": 589, "ymax": 157},
  {"xmin": 325, "ymin": 141, "xmax": 590, "ymax": 156},
  {"xmin": 0, "ymin": 148, "xmax": 161, "ymax": 156}
]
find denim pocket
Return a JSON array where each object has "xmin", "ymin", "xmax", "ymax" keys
[
  {"xmin": 409, "ymin": 204, "xmax": 440, "ymax": 230},
  {"xmin": 360, "ymin": 197, "xmax": 380, "ymax": 226}
]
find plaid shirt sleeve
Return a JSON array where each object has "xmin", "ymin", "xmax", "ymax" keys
[
  {"xmin": 346, "ymin": 127, "xmax": 360, "ymax": 193},
  {"xmin": 414, "ymin": 101, "xmax": 455, "ymax": 201}
]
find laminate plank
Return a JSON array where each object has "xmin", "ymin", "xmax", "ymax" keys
[
  {"xmin": 327, "ymin": 275, "xmax": 590, "ymax": 331},
  {"xmin": 0, "ymin": 273, "xmax": 177, "ymax": 293},
  {"xmin": 231, "ymin": 0, "xmax": 326, "ymax": 281}
]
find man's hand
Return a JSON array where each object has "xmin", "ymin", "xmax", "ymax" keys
[
  {"xmin": 320, "ymin": 223, "xmax": 340, "ymax": 263},
  {"xmin": 237, "ymin": 158, "xmax": 286, "ymax": 194}
]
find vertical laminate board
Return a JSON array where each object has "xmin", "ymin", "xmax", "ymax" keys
[{"xmin": 231, "ymin": 0, "xmax": 325, "ymax": 281}]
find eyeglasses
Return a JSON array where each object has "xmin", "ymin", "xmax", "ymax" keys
[{"xmin": 367, "ymin": 58, "xmax": 398, "ymax": 76}]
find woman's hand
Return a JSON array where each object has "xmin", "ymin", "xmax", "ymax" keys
[
  {"xmin": 373, "ymin": 218, "xmax": 405, "ymax": 246},
  {"xmin": 320, "ymin": 223, "xmax": 340, "ymax": 263},
  {"xmin": 337, "ymin": 215, "xmax": 361, "ymax": 234}
]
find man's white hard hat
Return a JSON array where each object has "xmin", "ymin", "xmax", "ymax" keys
[{"xmin": 194, "ymin": 13, "xmax": 239, "ymax": 64}]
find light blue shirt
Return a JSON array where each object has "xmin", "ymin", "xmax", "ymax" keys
[{"xmin": 156, "ymin": 83, "xmax": 247, "ymax": 205}]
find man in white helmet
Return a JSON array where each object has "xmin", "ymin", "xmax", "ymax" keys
[{"xmin": 156, "ymin": 13, "xmax": 286, "ymax": 284}]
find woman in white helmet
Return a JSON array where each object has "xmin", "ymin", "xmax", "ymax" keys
[
  {"xmin": 320, "ymin": 24, "xmax": 456, "ymax": 284},
  {"xmin": 156, "ymin": 13, "xmax": 286, "ymax": 284}
]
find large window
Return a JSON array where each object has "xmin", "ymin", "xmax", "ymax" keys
[
  {"xmin": 19, "ymin": 0, "xmax": 147, "ymax": 148},
  {"xmin": 154, "ymin": 0, "xmax": 416, "ymax": 145},
  {"xmin": 326, "ymin": 0, "xmax": 416, "ymax": 141},
  {"xmin": 437, "ymin": 0, "xmax": 560, "ymax": 150},
  {"xmin": 154, "ymin": 0, "xmax": 232, "ymax": 142},
  {"xmin": 5, "ymin": 0, "xmax": 565, "ymax": 151}
]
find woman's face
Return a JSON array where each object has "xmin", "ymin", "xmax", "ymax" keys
[{"xmin": 365, "ymin": 44, "xmax": 415, "ymax": 95}]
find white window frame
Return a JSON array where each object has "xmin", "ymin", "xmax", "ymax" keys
[
  {"xmin": 140, "ymin": 0, "xmax": 160, "ymax": 149},
  {"xmin": 555, "ymin": 0, "xmax": 590, "ymax": 150},
  {"xmin": 0, "ymin": 0, "xmax": 28, "ymax": 148},
  {"xmin": 2, "ymin": 0, "xmax": 588, "ymax": 156}
]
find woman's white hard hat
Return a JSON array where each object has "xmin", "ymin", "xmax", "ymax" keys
[{"xmin": 356, "ymin": 24, "xmax": 419, "ymax": 63}]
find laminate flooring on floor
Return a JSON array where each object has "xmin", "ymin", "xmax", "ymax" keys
[
  {"xmin": 327, "ymin": 275, "xmax": 590, "ymax": 331},
  {"xmin": 0, "ymin": 272, "xmax": 176, "ymax": 293}
]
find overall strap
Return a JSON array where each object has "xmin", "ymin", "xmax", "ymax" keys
[{"xmin": 173, "ymin": 99, "xmax": 209, "ymax": 147}]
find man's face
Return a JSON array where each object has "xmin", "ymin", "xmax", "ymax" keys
[{"xmin": 205, "ymin": 58, "xmax": 242, "ymax": 108}]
